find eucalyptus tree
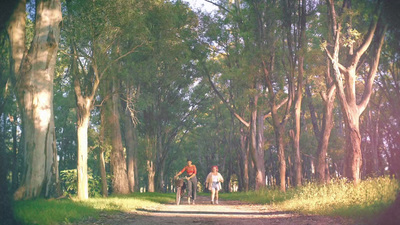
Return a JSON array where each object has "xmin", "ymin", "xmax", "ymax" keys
[
  {"xmin": 129, "ymin": 1, "xmax": 200, "ymax": 192},
  {"xmin": 64, "ymin": 0, "xmax": 146, "ymax": 199},
  {"xmin": 306, "ymin": 1, "xmax": 338, "ymax": 184},
  {"xmin": 199, "ymin": 21, "xmax": 253, "ymax": 191},
  {"xmin": 282, "ymin": 0, "xmax": 307, "ymax": 187},
  {"xmin": 323, "ymin": 0, "xmax": 387, "ymax": 185},
  {"xmin": 8, "ymin": 0, "xmax": 62, "ymax": 200},
  {"xmin": 120, "ymin": 80, "xmax": 139, "ymax": 192},
  {"xmin": 200, "ymin": 0, "xmax": 301, "ymax": 190},
  {"xmin": 199, "ymin": 0, "xmax": 267, "ymax": 190},
  {"xmin": 244, "ymin": 0, "xmax": 297, "ymax": 192}
]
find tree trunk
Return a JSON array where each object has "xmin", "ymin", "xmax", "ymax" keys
[
  {"xmin": 99, "ymin": 149, "xmax": 108, "ymax": 197},
  {"xmin": 344, "ymin": 117, "xmax": 362, "ymax": 184},
  {"xmin": 108, "ymin": 78, "xmax": 129, "ymax": 194},
  {"xmin": 249, "ymin": 92, "xmax": 266, "ymax": 190},
  {"xmin": 326, "ymin": 0, "xmax": 386, "ymax": 185},
  {"xmin": 316, "ymin": 3, "xmax": 336, "ymax": 181},
  {"xmin": 133, "ymin": 129, "xmax": 140, "ymax": 192},
  {"xmin": 293, "ymin": 78, "xmax": 302, "ymax": 187},
  {"xmin": 316, "ymin": 84, "xmax": 336, "ymax": 183},
  {"xmin": 7, "ymin": 0, "xmax": 25, "ymax": 78},
  {"xmin": 147, "ymin": 160, "xmax": 155, "ymax": 192},
  {"xmin": 73, "ymin": 46, "xmax": 92, "ymax": 200},
  {"xmin": 292, "ymin": 0, "xmax": 306, "ymax": 187},
  {"xmin": 123, "ymin": 109, "xmax": 136, "ymax": 193},
  {"xmin": 316, "ymin": 0, "xmax": 337, "ymax": 184},
  {"xmin": 156, "ymin": 129, "xmax": 165, "ymax": 192},
  {"xmin": 99, "ymin": 107, "xmax": 108, "ymax": 197},
  {"xmin": 13, "ymin": 0, "xmax": 62, "ymax": 200},
  {"xmin": 276, "ymin": 127, "xmax": 286, "ymax": 192},
  {"xmin": 239, "ymin": 128, "xmax": 249, "ymax": 191},
  {"xmin": 76, "ymin": 107, "xmax": 89, "ymax": 199}
]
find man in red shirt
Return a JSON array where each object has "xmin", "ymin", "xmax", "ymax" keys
[{"xmin": 175, "ymin": 159, "xmax": 197, "ymax": 204}]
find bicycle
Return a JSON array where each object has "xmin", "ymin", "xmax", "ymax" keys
[{"xmin": 174, "ymin": 176, "xmax": 187, "ymax": 205}]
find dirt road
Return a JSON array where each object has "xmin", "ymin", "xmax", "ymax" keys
[{"xmin": 74, "ymin": 196, "xmax": 354, "ymax": 225}]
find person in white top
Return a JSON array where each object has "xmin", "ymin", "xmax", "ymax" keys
[{"xmin": 205, "ymin": 166, "xmax": 224, "ymax": 204}]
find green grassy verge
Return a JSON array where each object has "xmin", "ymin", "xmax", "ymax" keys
[
  {"xmin": 221, "ymin": 176, "xmax": 399, "ymax": 219},
  {"xmin": 279, "ymin": 177, "xmax": 399, "ymax": 219},
  {"xmin": 13, "ymin": 177, "xmax": 399, "ymax": 224},
  {"xmin": 14, "ymin": 192, "xmax": 175, "ymax": 225}
]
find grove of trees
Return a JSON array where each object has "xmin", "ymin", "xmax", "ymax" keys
[{"xmin": 1, "ymin": 0, "xmax": 400, "ymax": 203}]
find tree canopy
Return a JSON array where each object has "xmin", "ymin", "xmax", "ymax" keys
[{"xmin": 1, "ymin": 0, "xmax": 399, "ymax": 201}]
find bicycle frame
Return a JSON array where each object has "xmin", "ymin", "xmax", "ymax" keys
[{"xmin": 174, "ymin": 177, "xmax": 187, "ymax": 205}]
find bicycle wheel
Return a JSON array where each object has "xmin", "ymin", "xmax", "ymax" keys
[{"xmin": 176, "ymin": 186, "xmax": 181, "ymax": 205}]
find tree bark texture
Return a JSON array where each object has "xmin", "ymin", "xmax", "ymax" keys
[
  {"xmin": 12, "ymin": 0, "xmax": 62, "ymax": 200},
  {"xmin": 99, "ymin": 106, "xmax": 108, "ymax": 197},
  {"xmin": 108, "ymin": 78, "xmax": 129, "ymax": 194},
  {"xmin": 76, "ymin": 107, "xmax": 89, "ymax": 199},
  {"xmin": 249, "ymin": 90, "xmax": 266, "ymax": 190},
  {"xmin": 326, "ymin": 0, "xmax": 386, "ymax": 185},
  {"xmin": 316, "ymin": 86, "xmax": 335, "ymax": 183},
  {"xmin": 72, "ymin": 46, "xmax": 91, "ymax": 200},
  {"xmin": 276, "ymin": 126, "xmax": 286, "ymax": 192},
  {"xmin": 123, "ymin": 109, "xmax": 137, "ymax": 193},
  {"xmin": 291, "ymin": 0, "xmax": 307, "ymax": 188},
  {"xmin": 239, "ymin": 128, "xmax": 249, "ymax": 191},
  {"xmin": 316, "ymin": 56, "xmax": 336, "ymax": 183},
  {"xmin": 147, "ymin": 160, "xmax": 155, "ymax": 192}
]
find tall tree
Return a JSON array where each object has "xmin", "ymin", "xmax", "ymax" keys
[
  {"xmin": 121, "ymin": 82, "xmax": 139, "ymax": 192},
  {"xmin": 324, "ymin": 0, "xmax": 387, "ymax": 185},
  {"xmin": 315, "ymin": 0, "xmax": 338, "ymax": 183},
  {"xmin": 286, "ymin": 0, "xmax": 307, "ymax": 187},
  {"xmin": 64, "ymin": 0, "xmax": 143, "ymax": 199},
  {"xmin": 254, "ymin": 0, "xmax": 294, "ymax": 192},
  {"xmin": 9, "ymin": 0, "xmax": 62, "ymax": 200},
  {"xmin": 107, "ymin": 77, "xmax": 130, "ymax": 194}
]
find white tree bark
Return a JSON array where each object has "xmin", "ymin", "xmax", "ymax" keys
[{"xmin": 12, "ymin": 0, "xmax": 62, "ymax": 200}]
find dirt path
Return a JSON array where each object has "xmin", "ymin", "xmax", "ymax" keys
[{"xmin": 74, "ymin": 196, "xmax": 355, "ymax": 225}]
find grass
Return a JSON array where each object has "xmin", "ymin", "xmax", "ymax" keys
[
  {"xmin": 221, "ymin": 176, "xmax": 399, "ymax": 219},
  {"xmin": 14, "ymin": 192, "xmax": 176, "ymax": 225},
  {"xmin": 14, "ymin": 199, "xmax": 99, "ymax": 225},
  {"xmin": 278, "ymin": 176, "xmax": 399, "ymax": 219},
  {"xmin": 13, "ymin": 177, "xmax": 399, "ymax": 224}
]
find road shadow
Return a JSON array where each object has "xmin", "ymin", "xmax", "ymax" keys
[{"xmin": 137, "ymin": 208, "xmax": 287, "ymax": 216}]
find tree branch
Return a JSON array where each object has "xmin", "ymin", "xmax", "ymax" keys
[
  {"xmin": 358, "ymin": 23, "xmax": 387, "ymax": 114},
  {"xmin": 353, "ymin": 11, "xmax": 379, "ymax": 63},
  {"xmin": 100, "ymin": 42, "xmax": 145, "ymax": 79},
  {"xmin": 324, "ymin": 45, "xmax": 346, "ymax": 73},
  {"xmin": 203, "ymin": 62, "xmax": 250, "ymax": 127},
  {"xmin": 204, "ymin": 0, "xmax": 230, "ymax": 13},
  {"xmin": 264, "ymin": 97, "xmax": 288, "ymax": 119}
]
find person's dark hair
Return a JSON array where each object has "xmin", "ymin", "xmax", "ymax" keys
[{"xmin": 187, "ymin": 158, "xmax": 191, "ymax": 162}]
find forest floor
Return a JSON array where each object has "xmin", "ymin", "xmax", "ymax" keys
[{"xmin": 72, "ymin": 195, "xmax": 357, "ymax": 225}]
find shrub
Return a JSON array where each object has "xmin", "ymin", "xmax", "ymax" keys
[{"xmin": 60, "ymin": 169, "xmax": 107, "ymax": 197}]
